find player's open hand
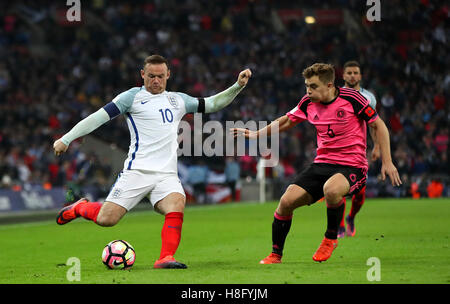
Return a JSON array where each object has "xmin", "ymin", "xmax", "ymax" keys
[
  {"xmin": 229, "ymin": 128, "xmax": 258, "ymax": 139},
  {"xmin": 53, "ymin": 139, "xmax": 68, "ymax": 156},
  {"xmin": 381, "ymin": 162, "xmax": 402, "ymax": 187},
  {"xmin": 237, "ymin": 69, "xmax": 252, "ymax": 87}
]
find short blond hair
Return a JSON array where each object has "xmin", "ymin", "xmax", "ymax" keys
[{"xmin": 302, "ymin": 63, "xmax": 335, "ymax": 84}]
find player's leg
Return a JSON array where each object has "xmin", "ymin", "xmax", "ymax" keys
[
  {"xmin": 95, "ymin": 202, "xmax": 127, "ymax": 227},
  {"xmin": 261, "ymin": 164, "xmax": 326, "ymax": 264},
  {"xmin": 57, "ymin": 170, "xmax": 150, "ymax": 226},
  {"xmin": 313, "ymin": 173, "xmax": 349, "ymax": 262},
  {"xmin": 153, "ymin": 193, "xmax": 187, "ymax": 269},
  {"xmin": 323, "ymin": 173, "xmax": 349, "ymax": 238},
  {"xmin": 260, "ymin": 184, "xmax": 315, "ymax": 264},
  {"xmin": 151, "ymin": 175, "xmax": 187, "ymax": 269},
  {"xmin": 154, "ymin": 192, "xmax": 185, "ymax": 257},
  {"xmin": 350, "ymin": 186, "xmax": 366, "ymax": 217},
  {"xmin": 338, "ymin": 197, "xmax": 347, "ymax": 238},
  {"xmin": 57, "ymin": 197, "xmax": 134, "ymax": 227},
  {"xmin": 346, "ymin": 185, "xmax": 366, "ymax": 237},
  {"xmin": 56, "ymin": 197, "xmax": 103, "ymax": 225}
]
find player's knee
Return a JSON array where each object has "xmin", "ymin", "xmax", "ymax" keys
[
  {"xmin": 96, "ymin": 214, "xmax": 120, "ymax": 227},
  {"xmin": 279, "ymin": 195, "xmax": 291, "ymax": 208},
  {"xmin": 278, "ymin": 185, "xmax": 311, "ymax": 213},
  {"xmin": 96, "ymin": 203, "xmax": 126, "ymax": 227},
  {"xmin": 323, "ymin": 185, "xmax": 342, "ymax": 204},
  {"xmin": 278, "ymin": 193, "xmax": 297, "ymax": 213}
]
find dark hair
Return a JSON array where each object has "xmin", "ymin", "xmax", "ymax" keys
[
  {"xmin": 143, "ymin": 54, "xmax": 169, "ymax": 70},
  {"xmin": 302, "ymin": 63, "xmax": 335, "ymax": 84},
  {"xmin": 343, "ymin": 60, "xmax": 360, "ymax": 71}
]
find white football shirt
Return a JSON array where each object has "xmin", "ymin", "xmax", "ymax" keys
[
  {"xmin": 61, "ymin": 81, "xmax": 243, "ymax": 174},
  {"xmin": 111, "ymin": 86, "xmax": 197, "ymax": 174}
]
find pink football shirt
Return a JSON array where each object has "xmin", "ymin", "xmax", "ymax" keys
[{"xmin": 286, "ymin": 87, "xmax": 378, "ymax": 170}]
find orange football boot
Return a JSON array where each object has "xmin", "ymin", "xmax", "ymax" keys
[
  {"xmin": 154, "ymin": 255, "xmax": 187, "ymax": 269},
  {"xmin": 312, "ymin": 237, "xmax": 338, "ymax": 262},
  {"xmin": 56, "ymin": 198, "xmax": 89, "ymax": 225},
  {"xmin": 259, "ymin": 253, "xmax": 282, "ymax": 264}
]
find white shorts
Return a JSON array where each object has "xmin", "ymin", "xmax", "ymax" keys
[{"xmin": 105, "ymin": 170, "xmax": 185, "ymax": 211}]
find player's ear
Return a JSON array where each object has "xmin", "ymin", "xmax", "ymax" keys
[
  {"xmin": 140, "ymin": 69, "xmax": 145, "ymax": 79},
  {"xmin": 167, "ymin": 69, "xmax": 171, "ymax": 80}
]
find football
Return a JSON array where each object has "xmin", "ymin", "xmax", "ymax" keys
[{"xmin": 102, "ymin": 240, "xmax": 136, "ymax": 269}]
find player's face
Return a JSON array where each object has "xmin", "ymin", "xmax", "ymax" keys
[
  {"xmin": 343, "ymin": 67, "xmax": 361, "ymax": 88},
  {"xmin": 141, "ymin": 63, "xmax": 170, "ymax": 94},
  {"xmin": 305, "ymin": 76, "xmax": 333, "ymax": 102}
]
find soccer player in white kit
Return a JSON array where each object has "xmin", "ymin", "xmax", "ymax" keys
[
  {"xmin": 53, "ymin": 55, "xmax": 252, "ymax": 269},
  {"xmin": 338, "ymin": 60, "xmax": 379, "ymax": 238}
]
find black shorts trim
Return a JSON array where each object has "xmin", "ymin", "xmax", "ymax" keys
[{"xmin": 292, "ymin": 163, "xmax": 367, "ymax": 203}]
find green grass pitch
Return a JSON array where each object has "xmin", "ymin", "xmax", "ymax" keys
[{"xmin": 0, "ymin": 198, "xmax": 448, "ymax": 284}]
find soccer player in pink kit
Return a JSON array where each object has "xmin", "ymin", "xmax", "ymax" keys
[{"xmin": 232, "ymin": 63, "xmax": 401, "ymax": 263}]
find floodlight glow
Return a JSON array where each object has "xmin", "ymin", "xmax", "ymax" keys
[{"xmin": 305, "ymin": 16, "xmax": 316, "ymax": 24}]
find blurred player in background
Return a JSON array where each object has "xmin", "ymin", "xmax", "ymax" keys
[
  {"xmin": 54, "ymin": 54, "xmax": 252, "ymax": 269},
  {"xmin": 232, "ymin": 63, "xmax": 401, "ymax": 264},
  {"xmin": 338, "ymin": 60, "xmax": 380, "ymax": 238}
]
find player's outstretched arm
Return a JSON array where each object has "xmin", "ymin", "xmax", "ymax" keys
[
  {"xmin": 369, "ymin": 117, "xmax": 402, "ymax": 186},
  {"xmin": 180, "ymin": 69, "xmax": 251, "ymax": 114},
  {"xmin": 204, "ymin": 69, "xmax": 252, "ymax": 113},
  {"xmin": 369, "ymin": 126, "xmax": 381, "ymax": 161},
  {"xmin": 53, "ymin": 108, "xmax": 110, "ymax": 156},
  {"xmin": 230, "ymin": 115, "xmax": 298, "ymax": 139}
]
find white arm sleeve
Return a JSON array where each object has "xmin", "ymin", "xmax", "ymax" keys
[
  {"xmin": 178, "ymin": 82, "xmax": 245, "ymax": 114},
  {"xmin": 60, "ymin": 108, "xmax": 110, "ymax": 145},
  {"xmin": 204, "ymin": 82, "xmax": 244, "ymax": 113}
]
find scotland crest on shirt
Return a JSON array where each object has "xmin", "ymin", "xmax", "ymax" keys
[
  {"xmin": 167, "ymin": 95, "xmax": 179, "ymax": 108},
  {"xmin": 336, "ymin": 109, "xmax": 346, "ymax": 119}
]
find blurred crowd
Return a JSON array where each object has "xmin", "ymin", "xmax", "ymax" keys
[{"xmin": 0, "ymin": 0, "xmax": 448, "ymax": 198}]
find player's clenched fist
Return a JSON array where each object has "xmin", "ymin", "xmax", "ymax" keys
[
  {"xmin": 53, "ymin": 139, "xmax": 68, "ymax": 156},
  {"xmin": 237, "ymin": 69, "xmax": 252, "ymax": 87}
]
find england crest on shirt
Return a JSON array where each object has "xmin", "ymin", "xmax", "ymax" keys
[{"xmin": 167, "ymin": 95, "xmax": 178, "ymax": 108}]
